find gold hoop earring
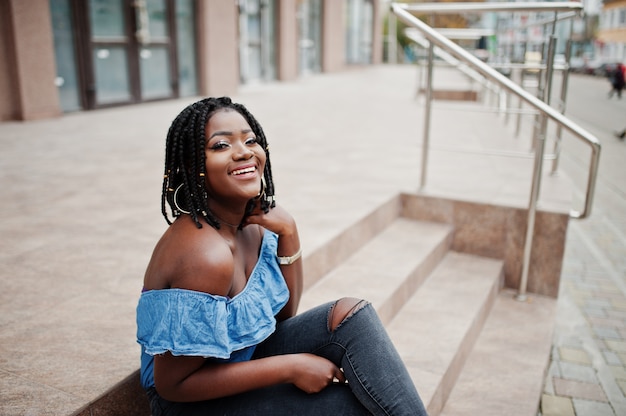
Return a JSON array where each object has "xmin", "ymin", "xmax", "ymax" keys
[
  {"xmin": 257, "ymin": 176, "xmax": 267, "ymax": 200},
  {"xmin": 173, "ymin": 184, "xmax": 191, "ymax": 215}
]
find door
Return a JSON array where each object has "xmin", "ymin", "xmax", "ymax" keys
[
  {"xmin": 297, "ymin": 0, "xmax": 322, "ymax": 75},
  {"xmin": 345, "ymin": 0, "xmax": 373, "ymax": 65},
  {"xmin": 81, "ymin": 0, "xmax": 176, "ymax": 108},
  {"xmin": 239, "ymin": 0, "xmax": 277, "ymax": 83}
]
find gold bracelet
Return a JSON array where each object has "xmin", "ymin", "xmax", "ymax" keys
[{"xmin": 276, "ymin": 247, "xmax": 302, "ymax": 265}]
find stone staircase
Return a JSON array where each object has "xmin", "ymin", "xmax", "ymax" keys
[
  {"xmin": 78, "ymin": 191, "xmax": 560, "ymax": 415},
  {"xmin": 299, "ymin": 192, "xmax": 558, "ymax": 416}
]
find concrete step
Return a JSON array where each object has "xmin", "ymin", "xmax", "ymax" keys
[
  {"xmin": 440, "ymin": 289, "xmax": 556, "ymax": 416},
  {"xmin": 298, "ymin": 218, "xmax": 454, "ymax": 325},
  {"xmin": 386, "ymin": 251, "xmax": 504, "ymax": 416}
]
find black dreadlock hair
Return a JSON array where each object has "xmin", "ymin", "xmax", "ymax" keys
[{"xmin": 161, "ymin": 96, "xmax": 276, "ymax": 229}]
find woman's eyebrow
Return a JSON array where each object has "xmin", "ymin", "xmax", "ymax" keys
[{"xmin": 209, "ymin": 129, "xmax": 253, "ymax": 139}]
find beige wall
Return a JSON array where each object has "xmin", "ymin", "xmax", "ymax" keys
[
  {"xmin": 276, "ymin": 0, "xmax": 299, "ymax": 81},
  {"xmin": 321, "ymin": 0, "xmax": 345, "ymax": 72},
  {"xmin": 371, "ymin": 0, "xmax": 383, "ymax": 64},
  {"xmin": 0, "ymin": 1, "xmax": 18, "ymax": 121},
  {"xmin": 0, "ymin": 0, "xmax": 60, "ymax": 121},
  {"xmin": 196, "ymin": 1, "xmax": 240, "ymax": 97}
]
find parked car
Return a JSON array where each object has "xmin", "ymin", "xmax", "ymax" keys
[
  {"xmin": 580, "ymin": 58, "xmax": 605, "ymax": 75},
  {"xmin": 569, "ymin": 56, "xmax": 585, "ymax": 73},
  {"xmin": 594, "ymin": 62, "xmax": 619, "ymax": 77}
]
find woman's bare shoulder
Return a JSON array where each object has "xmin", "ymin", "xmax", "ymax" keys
[{"xmin": 143, "ymin": 216, "xmax": 234, "ymax": 296}]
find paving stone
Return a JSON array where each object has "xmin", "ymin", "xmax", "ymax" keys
[
  {"xmin": 607, "ymin": 309, "xmax": 626, "ymax": 320},
  {"xmin": 618, "ymin": 379, "xmax": 626, "ymax": 396},
  {"xmin": 559, "ymin": 347, "xmax": 592, "ymax": 365},
  {"xmin": 586, "ymin": 299, "xmax": 615, "ymax": 309},
  {"xmin": 541, "ymin": 394, "xmax": 575, "ymax": 416},
  {"xmin": 553, "ymin": 378, "xmax": 608, "ymax": 402},
  {"xmin": 606, "ymin": 340, "xmax": 626, "ymax": 354},
  {"xmin": 583, "ymin": 306, "xmax": 608, "ymax": 318},
  {"xmin": 603, "ymin": 350, "xmax": 624, "ymax": 366},
  {"xmin": 572, "ymin": 399, "xmax": 616, "ymax": 416},
  {"xmin": 608, "ymin": 365, "xmax": 626, "ymax": 381},
  {"xmin": 594, "ymin": 327, "xmax": 623, "ymax": 340},
  {"xmin": 588, "ymin": 316, "xmax": 626, "ymax": 329},
  {"xmin": 558, "ymin": 362, "xmax": 599, "ymax": 384}
]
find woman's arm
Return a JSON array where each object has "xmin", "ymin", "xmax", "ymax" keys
[
  {"xmin": 245, "ymin": 203, "xmax": 303, "ymax": 319},
  {"xmin": 154, "ymin": 351, "xmax": 345, "ymax": 401}
]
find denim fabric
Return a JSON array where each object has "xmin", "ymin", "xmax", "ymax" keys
[
  {"xmin": 146, "ymin": 301, "xmax": 428, "ymax": 416},
  {"xmin": 136, "ymin": 230, "xmax": 289, "ymax": 389}
]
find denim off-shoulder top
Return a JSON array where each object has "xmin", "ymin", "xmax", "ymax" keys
[{"xmin": 136, "ymin": 230, "xmax": 290, "ymax": 389}]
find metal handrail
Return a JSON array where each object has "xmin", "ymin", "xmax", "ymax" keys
[
  {"xmin": 399, "ymin": 2, "xmax": 585, "ymax": 14},
  {"xmin": 391, "ymin": 2, "xmax": 601, "ymax": 300}
]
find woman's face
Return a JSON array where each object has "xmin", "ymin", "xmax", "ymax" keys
[{"xmin": 203, "ymin": 109, "xmax": 266, "ymax": 204}]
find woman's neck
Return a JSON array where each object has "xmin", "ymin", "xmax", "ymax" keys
[{"xmin": 207, "ymin": 202, "xmax": 245, "ymax": 231}]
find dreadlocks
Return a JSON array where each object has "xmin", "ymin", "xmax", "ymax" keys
[{"xmin": 161, "ymin": 97, "xmax": 276, "ymax": 229}]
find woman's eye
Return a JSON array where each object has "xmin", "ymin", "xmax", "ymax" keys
[
  {"xmin": 245, "ymin": 137, "xmax": 259, "ymax": 145},
  {"xmin": 210, "ymin": 141, "xmax": 230, "ymax": 150}
]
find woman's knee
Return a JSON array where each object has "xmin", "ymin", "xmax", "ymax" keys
[{"xmin": 328, "ymin": 297, "xmax": 368, "ymax": 331}]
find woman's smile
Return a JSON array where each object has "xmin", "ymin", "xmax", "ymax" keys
[{"xmin": 204, "ymin": 109, "xmax": 266, "ymax": 202}]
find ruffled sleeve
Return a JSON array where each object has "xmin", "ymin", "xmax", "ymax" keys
[{"xmin": 136, "ymin": 230, "xmax": 289, "ymax": 359}]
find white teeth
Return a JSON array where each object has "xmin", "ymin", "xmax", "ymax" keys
[{"xmin": 232, "ymin": 166, "xmax": 255, "ymax": 175}]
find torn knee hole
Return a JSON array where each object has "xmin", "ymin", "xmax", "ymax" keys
[{"xmin": 328, "ymin": 297, "xmax": 367, "ymax": 331}]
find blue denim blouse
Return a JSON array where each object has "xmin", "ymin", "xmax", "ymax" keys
[{"xmin": 136, "ymin": 230, "xmax": 290, "ymax": 389}]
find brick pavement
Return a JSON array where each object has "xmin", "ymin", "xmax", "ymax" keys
[{"xmin": 540, "ymin": 133, "xmax": 626, "ymax": 415}]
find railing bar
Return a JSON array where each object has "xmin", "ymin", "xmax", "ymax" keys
[
  {"xmin": 552, "ymin": 36, "xmax": 574, "ymax": 173},
  {"xmin": 429, "ymin": 145, "xmax": 559, "ymax": 160},
  {"xmin": 420, "ymin": 41, "xmax": 435, "ymax": 190},
  {"xmin": 398, "ymin": 2, "xmax": 584, "ymax": 14},
  {"xmin": 392, "ymin": 4, "xmax": 600, "ymax": 219},
  {"xmin": 391, "ymin": 2, "xmax": 601, "ymax": 301},
  {"xmin": 429, "ymin": 104, "xmax": 540, "ymax": 115}
]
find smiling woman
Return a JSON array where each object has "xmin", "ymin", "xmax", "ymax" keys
[{"xmin": 135, "ymin": 97, "xmax": 428, "ymax": 416}]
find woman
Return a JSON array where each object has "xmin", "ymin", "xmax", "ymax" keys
[{"xmin": 136, "ymin": 97, "xmax": 428, "ymax": 415}]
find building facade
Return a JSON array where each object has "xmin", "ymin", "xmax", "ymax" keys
[
  {"xmin": 0, "ymin": 0, "xmax": 382, "ymax": 122},
  {"xmin": 597, "ymin": 0, "xmax": 626, "ymax": 62}
]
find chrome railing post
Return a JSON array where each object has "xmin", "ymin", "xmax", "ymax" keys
[
  {"xmin": 516, "ymin": 68, "xmax": 523, "ymax": 137},
  {"xmin": 388, "ymin": 8, "xmax": 397, "ymax": 64},
  {"xmin": 519, "ymin": 35, "xmax": 556, "ymax": 301},
  {"xmin": 552, "ymin": 38, "xmax": 573, "ymax": 174},
  {"xmin": 517, "ymin": 118, "xmax": 548, "ymax": 301},
  {"xmin": 420, "ymin": 41, "xmax": 435, "ymax": 190}
]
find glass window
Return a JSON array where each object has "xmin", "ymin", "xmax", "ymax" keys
[
  {"xmin": 49, "ymin": 0, "xmax": 81, "ymax": 112},
  {"xmin": 89, "ymin": 0, "xmax": 126, "ymax": 38},
  {"xmin": 139, "ymin": 46, "xmax": 171, "ymax": 99},
  {"xmin": 176, "ymin": 0, "xmax": 198, "ymax": 96},
  {"xmin": 147, "ymin": 0, "xmax": 168, "ymax": 39},
  {"xmin": 93, "ymin": 47, "xmax": 131, "ymax": 104}
]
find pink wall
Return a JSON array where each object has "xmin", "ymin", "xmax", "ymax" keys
[
  {"xmin": 322, "ymin": 0, "xmax": 345, "ymax": 73},
  {"xmin": 0, "ymin": 0, "xmax": 60, "ymax": 121},
  {"xmin": 197, "ymin": 1, "xmax": 240, "ymax": 97},
  {"xmin": 276, "ymin": 0, "xmax": 299, "ymax": 81}
]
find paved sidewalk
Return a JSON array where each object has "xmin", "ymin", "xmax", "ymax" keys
[
  {"xmin": 0, "ymin": 65, "xmax": 624, "ymax": 415},
  {"xmin": 537, "ymin": 73, "xmax": 626, "ymax": 416}
]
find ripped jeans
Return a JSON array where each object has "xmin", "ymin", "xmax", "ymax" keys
[{"xmin": 146, "ymin": 300, "xmax": 428, "ymax": 416}]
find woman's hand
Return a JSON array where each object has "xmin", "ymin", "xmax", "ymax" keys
[
  {"xmin": 244, "ymin": 202, "xmax": 296, "ymax": 238},
  {"xmin": 288, "ymin": 353, "xmax": 346, "ymax": 394}
]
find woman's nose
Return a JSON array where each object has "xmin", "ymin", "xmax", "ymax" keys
[{"xmin": 233, "ymin": 141, "xmax": 253, "ymax": 160}]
